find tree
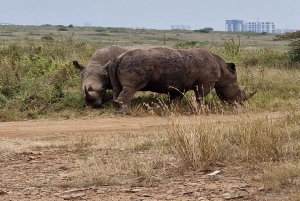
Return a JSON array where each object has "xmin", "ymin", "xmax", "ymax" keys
[{"xmin": 274, "ymin": 31, "xmax": 300, "ymax": 62}]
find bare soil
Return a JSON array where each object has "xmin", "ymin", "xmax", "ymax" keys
[{"xmin": 0, "ymin": 112, "xmax": 291, "ymax": 200}]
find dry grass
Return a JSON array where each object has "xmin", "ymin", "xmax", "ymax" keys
[
  {"xmin": 1, "ymin": 112, "xmax": 300, "ymax": 199},
  {"xmin": 75, "ymin": 132, "xmax": 170, "ymax": 187}
]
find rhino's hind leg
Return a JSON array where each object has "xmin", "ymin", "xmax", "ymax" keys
[{"xmin": 115, "ymin": 86, "xmax": 136, "ymax": 115}]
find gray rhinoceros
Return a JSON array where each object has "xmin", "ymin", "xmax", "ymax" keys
[
  {"xmin": 73, "ymin": 46, "xmax": 130, "ymax": 107},
  {"xmin": 105, "ymin": 47, "xmax": 256, "ymax": 114}
]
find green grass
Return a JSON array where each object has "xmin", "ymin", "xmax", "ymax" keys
[{"xmin": 0, "ymin": 25, "xmax": 299, "ymax": 121}]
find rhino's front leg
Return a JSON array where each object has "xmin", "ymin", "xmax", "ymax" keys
[
  {"xmin": 115, "ymin": 87, "xmax": 136, "ymax": 115},
  {"xmin": 112, "ymin": 85, "xmax": 122, "ymax": 102},
  {"xmin": 169, "ymin": 92, "xmax": 184, "ymax": 105}
]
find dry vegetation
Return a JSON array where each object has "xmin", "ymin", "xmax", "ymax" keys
[{"xmin": 1, "ymin": 25, "xmax": 300, "ymax": 200}]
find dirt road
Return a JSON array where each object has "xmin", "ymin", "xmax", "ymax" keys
[{"xmin": 0, "ymin": 111, "xmax": 286, "ymax": 139}]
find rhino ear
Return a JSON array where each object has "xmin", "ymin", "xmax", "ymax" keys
[
  {"xmin": 73, "ymin": 61, "xmax": 86, "ymax": 71},
  {"xmin": 98, "ymin": 60, "xmax": 111, "ymax": 75},
  {"xmin": 227, "ymin": 63, "xmax": 236, "ymax": 73}
]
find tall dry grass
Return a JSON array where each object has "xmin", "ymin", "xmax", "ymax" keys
[{"xmin": 164, "ymin": 113, "xmax": 300, "ymax": 169}]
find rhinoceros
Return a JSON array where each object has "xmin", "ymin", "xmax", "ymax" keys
[
  {"xmin": 73, "ymin": 45, "xmax": 158, "ymax": 107},
  {"xmin": 105, "ymin": 47, "xmax": 256, "ymax": 114},
  {"xmin": 73, "ymin": 46, "xmax": 130, "ymax": 107}
]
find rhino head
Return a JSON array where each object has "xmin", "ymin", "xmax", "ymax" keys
[
  {"xmin": 215, "ymin": 62, "xmax": 257, "ymax": 105},
  {"xmin": 73, "ymin": 61, "xmax": 110, "ymax": 108}
]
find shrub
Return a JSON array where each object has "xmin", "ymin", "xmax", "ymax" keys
[
  {"xmin": 58, "ymin": 27, "xmax": 68, "ymax": 31},
  {"xmin": 194, "ymin": 27, "xmax": 214, "ymax": 33}
]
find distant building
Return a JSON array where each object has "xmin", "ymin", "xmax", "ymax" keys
[
  {"xmin": 225, "ymin": 20, "xmax": 244, "ymax": 32},
  {"xmin": 0, "ymin": 22, "xmax": 11, "ymax": 25},
  {"xmin": 225, "ymin": 19, "xmax": 276, "ymax": 33},
  {"xmin": 171, "ymin": 25, "xmax": 190, "ymax": 30},
  {"xmin": 274, "ymin": 28, "xmax": 298, "ymax": 34},
  {"xmin": 244, "ymin": 21, "xmax": 275, "ymax": 33},
  {"xmin": 273, "ymin": 29, "xmax": 285, "ymax": 34}
]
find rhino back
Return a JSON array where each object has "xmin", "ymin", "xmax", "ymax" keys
[
  {"xmin": 87, "ymin": 46, "xmax": 129, "ymax": 68},
  {"xmin": 114, "ymin": 47, "xmax": 221, "ymax": 93}
]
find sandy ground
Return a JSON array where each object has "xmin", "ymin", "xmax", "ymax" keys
[{"xmin": 0, "ymin": 112, "xmax": 292, "ymax": 200}]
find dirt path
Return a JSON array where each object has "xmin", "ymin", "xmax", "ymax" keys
[{"xmin": 0, "ymin": 111, "xmax": 286, "ymax": 139}]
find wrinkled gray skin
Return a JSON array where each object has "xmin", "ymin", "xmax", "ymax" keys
[
  {"xmin": 73, "ymin": 46, "xmax": 130, "ymax": 107},
  {"xmin": 107, "ymin": 47, "xmax": 257, "ymax": 114}
]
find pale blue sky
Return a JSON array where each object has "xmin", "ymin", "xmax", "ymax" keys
[{"xmin": 0, "ymin": 0, "xmax": 299, "ymax": 31}]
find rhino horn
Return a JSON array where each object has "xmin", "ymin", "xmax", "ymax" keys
[
  {"xmin": 84, "ymin": 85, "xmax": 93, "ymax": 100},
  {"xmin": 245, "ymin": 89, "xmax": 257, "ymax": 100}
]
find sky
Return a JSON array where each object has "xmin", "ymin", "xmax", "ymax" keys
[{"xmin": 0, "ymin": 0, "xmax": 299, "ymax": 31}]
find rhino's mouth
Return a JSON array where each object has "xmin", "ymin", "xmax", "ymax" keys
[
  {"xmin": 215, "ymin": 87, "xmax": 243, "ymax": 104},
  {"xmin": 84, "ymin": 92, "xmax": 103, "ymax": 108},
  {"xmin": 215, "ymin": 87, "xmax": 257, "ymax": 104},
  {"xmin": 84, "ymin": 100, "xmax": 102, "ymax": 108}
]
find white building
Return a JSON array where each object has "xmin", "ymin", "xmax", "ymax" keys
[
  {"xmin": 244, "ymin": 21, "xmax": 275, "ymax": 33},
  {"xmin": 274, "ymin": 28, "xmax": 298, "ymax": 34},
  {"xmin": 225, "ymin": 20, "xmax": 244, "ymax": 32}
]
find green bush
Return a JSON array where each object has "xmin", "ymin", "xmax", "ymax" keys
[
  {"xmin": 58, "ymin": 27, "xmax": 68, "ymax": 31},
  {"xmin": 194, "ymin": 27, "xmax": 214, "ymax": 33},
  {"xmin": 0, "ymin": 38, "xmax": 99, "ymax": 120}
]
